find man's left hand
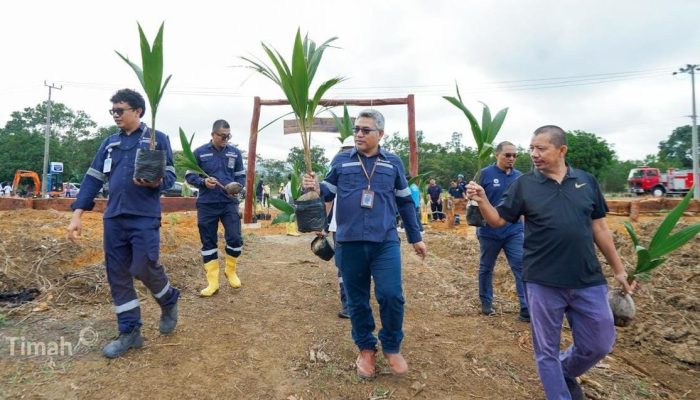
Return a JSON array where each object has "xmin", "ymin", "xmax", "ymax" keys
[
  {"xmin": 412, "ymin": 241, "xmax": 427, "ymax": 259},
  {"xmin": 133, "ymin": 177, "xmax": 163, "ymax": 188},
  {"xmin": 614, "ymin": 272, "xmax": 637, "ymax": 295}
]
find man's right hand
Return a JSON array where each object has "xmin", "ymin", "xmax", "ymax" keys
[
  {"xmin": 66, "ymin": 211, "xmax": 83, "ymax": 243},
  {"xmin": 204, "ymin": 177, "xmax": 218, "ymax": 189},
  {"xmin": 302, "ymin": 173, "xmax": 320, "ymax": 193},
  {"xmin": 466, "ymin": 181, "xmax": 487, "ymax": 204}
]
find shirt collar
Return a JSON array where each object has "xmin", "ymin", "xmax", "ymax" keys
[
  {"xmin": 532, "ymin": 163, "xmax": 577, "ymax": 183},
  {"xmin": 349, "ymin": 146, "xmax": 387, "ymax": 159},
  {"xmin": 120, "ymin": 122, "xmax": 146, "ymax": 137},
  {"xmin": 207, "ymin": 141, "xmax": 229, "ymax": 152}
]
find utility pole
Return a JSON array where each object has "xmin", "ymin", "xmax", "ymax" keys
[
  {"xmin": 674, "ymin": 65, "xmax": 700, "ymax": 200},
  {"xmin": 42, "ymin": 81, "xmax": 62, "ymax": 197}
]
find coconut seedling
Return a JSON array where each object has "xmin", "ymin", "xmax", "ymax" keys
[
  {"xmin": 241, "ymin": 28, "xmax": 344, "ymax": 232},
  {"xmin": 443, "ymin": 83, "xmax": 508, "ymax": 226},
  {"xmin": 609, "ymin": 188, "xmax": 700, "ymax": 327},
  {"xmin": 331, "ymin": 104, "xmax": 354, "ymax": 145},
  {"xmin": 116, "ymin": 22, "xmax": 172, "ymax": 182},
  {"xmin": 176, "ymin": 128, "xmax": 242, "ymax": 196},
  {"xmin": 268, "ymin": 173, "xmax": 301, "ymax": 225}
]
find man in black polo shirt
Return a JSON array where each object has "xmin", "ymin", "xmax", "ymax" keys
[{"xmin": 467, "ymin": 125, "xmax": 635, "ymax": 400}]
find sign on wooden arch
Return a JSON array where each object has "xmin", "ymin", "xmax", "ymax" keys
[{"xmin": 243, "ymin": 95, "xmax": 417, "ymax": 224}]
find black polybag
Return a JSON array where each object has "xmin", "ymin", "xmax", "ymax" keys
[
  {"xmin": 467, "ymin": 202, "xmax": 487, "ymax": 227},
  {"xmin": 295, "ymin": 197, "xmax": 327, "ymax": 232},
  {"xmin": 311, "ymin": 236, "xmax": 335, "ymax": 261},
  {"xmin": 134, "ymin": 148, "xmax": 166, "ymax": 182}
]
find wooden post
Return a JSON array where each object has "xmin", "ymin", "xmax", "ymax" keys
[
  {"xmin": 244, "ymin": 97, "xmax": 261, "ymax": 224},
  {"xmin": 407, "ymin": 94, "xmax": 417, "ymax": 177}
]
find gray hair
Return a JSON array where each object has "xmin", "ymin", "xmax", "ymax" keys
[
  {"xmin": 533, "ymin": 125, "xmax": 567, "ymax": 147},
  {"xmin": 356, "ymin": 109, "xmax": 385, "ymax": 131},
  {"xmin": 212, "ymin": 119, "xmax": 230, "ymax": 132},
  {"xmin": 495, "ymin": 141, "xmax": 515, "ymax": 153}
]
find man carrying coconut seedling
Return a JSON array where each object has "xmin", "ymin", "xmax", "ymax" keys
[
  {"xmin": 467, "ymin": 125, "xmax": 636, "ymax": 400},
  {"xmin": 67, "ymin": 89, "xmax": 180, "ymax": 358},
  {"xmin": 185, "ymin": 119, "xmax": 246, "ymax": 296},
  {"xmin": 302, "ymin": 109, "xmax": 427, "ymax": 379},
  {"xmin": 475, "ymin": 141, "xmax": 529, "ymax": 322}
]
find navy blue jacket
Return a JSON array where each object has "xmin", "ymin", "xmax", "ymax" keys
[
  {"xmin": 320, "ymin": 147, "xmax": 421, "ymax": 244},
  {"xmin": 72, "ymin": 123, "xmax": 176, "ymax": 218},
  {"xmin": 477, "ymin": 163, "xmax": 523, "ymax": 238},
  {"xmin": 185, "ymin": 141, "xmax": 246, "ymax": 204}
]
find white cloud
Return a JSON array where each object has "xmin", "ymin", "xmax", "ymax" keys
[{"xmin": 1, "ymin": 0, "xmax": 699, "ymax": 165}]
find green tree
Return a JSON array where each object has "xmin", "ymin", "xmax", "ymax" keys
[
  {"xmin": 565, "ymin": 130, "xmax": 615, "ymax": 179},
  {"xmin": 513, "ymin": 145, "xmax": 532, "ymax": 173},
  {"xmin": 658, "ymin": 125, "xmax": 693, "ymax": 169},
  {"xmin": 0, "ymin": 102, "xmax": 111, "ymax": 183},
  {"xmin": 598, "ymin": 159, "xmax": 639, "ymax": 193},
  {"xmin": 286, "ymin": 145, "xmax": 329, "ymax": 174}
]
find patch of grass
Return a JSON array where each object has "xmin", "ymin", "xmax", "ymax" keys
[
  {"xmin": 635, "ymin": 379, "xmax": 651, "ymax": 398},
  {"xmin": 0, "ymin": 313, "xmax": 7, "ymax": 327},
  {"xmin": 369, "ymin": 387, "xmax": 393, "ymax": 400}
]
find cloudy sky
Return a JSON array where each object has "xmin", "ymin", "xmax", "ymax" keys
[{"xmin": 1, "ymin": 0, "xmax": 698, "ymax": 163}]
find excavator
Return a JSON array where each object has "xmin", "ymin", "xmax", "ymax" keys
[{"xmin": 11, "ymin": 170, "xmax": 63, "ymax": 197}]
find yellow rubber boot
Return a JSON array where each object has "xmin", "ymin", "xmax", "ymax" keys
[
  {"xmin": 286, "ymin": 221, "xmax": 301, "ymax": 236},
  {"xmin": 200, "ymin": 260, "xmax": 220, "ymax": 297},
  {"xmin": 224, "ymin": 255, "xmax": 242, "ymax": 288}
]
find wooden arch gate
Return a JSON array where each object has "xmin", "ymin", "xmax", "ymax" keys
[{"xmin": 244, "ymin": 94, "xmax": 417, "ymax": 224}]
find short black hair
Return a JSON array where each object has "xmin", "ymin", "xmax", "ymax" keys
[
  {"xmin": 110, "ymin": 89, "xmax": 146, "ymax": 118},
  {"xmin": 495, "ymin": 141, "xmax": 515, "ymax": 153},
  {"xmin": 533, "ymin": 125, "xmax": 567, "ymax": 147},
  {"xmin": 212, "ymin": 119, "xmax": 230, "ymax": 132}
]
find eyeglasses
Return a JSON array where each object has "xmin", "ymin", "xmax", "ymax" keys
[
  {"xmin": 108, "ymin": 108, "xmax": 134, "ymax": 116},
  {"xmin": 214, "ymin": 133, "xmax": 231, "ymax": 140},
  {"xmin": 502, "ymin": 153, "xmax": 518, "ymax": 158},
  {"xmin": 353, "ymin": 126, "xmax": 378, "ymax": 135}
]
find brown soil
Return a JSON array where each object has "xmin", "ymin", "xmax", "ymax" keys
[{"xmin": 0, "ymin": 209, "xmax": 698, "ymax": 400}]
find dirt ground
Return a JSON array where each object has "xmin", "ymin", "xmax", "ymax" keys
[{"xmin": 0, "ymin": 208, "xmax": 698, "ymax": 400}]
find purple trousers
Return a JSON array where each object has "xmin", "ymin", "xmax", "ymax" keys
[{"xmin": 525, "ymin": 283, "xmax": 615, "ymax": 400}]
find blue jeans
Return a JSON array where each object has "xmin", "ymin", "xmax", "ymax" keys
[
  {"xmin": 526, "ymin": 283, "xmax": 615, "ymax": 400},
  {"xmin": 336, "ymin": 241, "xmax": 404, "ymax": 353},
  {"xmin": 477, "ymin": 232, "xmax": 527, "ymax": 312}
]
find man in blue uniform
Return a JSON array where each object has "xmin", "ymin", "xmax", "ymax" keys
[
  {"xmin": 303, "ymin": 109, "xmax": 427, "ymax": 379},
  {"xmin": 186, "ymin": 119, "xmax": 246, "ymax": 296},
  {"xmin": 467, "ymin": 126, "xmax": 636, "ymax": 400},
  {"xmin": 67, "ymin": 89, "xmax": 180, "ymax": 358},
  {"xmin": 476, "ymin": 141, "xmax": 529, "ymax": 322},
  {"xmin": 427, "ymin": 179, "xmax": 444, "ymax": 221}
]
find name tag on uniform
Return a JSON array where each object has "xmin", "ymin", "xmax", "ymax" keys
[
  {"xmin": 228, "ymin": 157, "xmax": 235, "ymax": 169},
  {"xmin": 103, "ymin": 157, "xmax": 112, "ymax": 173},
  {"xmin": 360, "ymin": 189, "xmax": 374, "ymax": 208}
]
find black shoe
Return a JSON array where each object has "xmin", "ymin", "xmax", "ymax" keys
[
  {"xmin": 338, "ymin": 309, "xmax": 350, "ymax": 319},
  {"xmin": 517, "ymin": 309, "xmax": 531, "ymax": 323},
  {"xmin": 564, "ymin": 376, "xmax": 585, "ymax": 400},
  {"xmin": 481, "ymin": 304, "xmax": 495, "ymax": 316},
  {"xmin": 102, "ymin": 329, "xmax": 144, "ymax": 359},
  {"xmin": 159, "ymin": 302, "xmax": 178, "ymax": 335}
]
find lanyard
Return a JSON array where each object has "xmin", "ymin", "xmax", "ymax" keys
[{"xmin": 357, "ymin": 154, "xmax": 379, "ymax": 190}]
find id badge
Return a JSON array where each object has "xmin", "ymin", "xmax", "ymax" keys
[
  {"xmin": 360, "ymin": 189, "xmax": 374, "ymax": 208},
  {"xmin": 103, "ymin": 157, "xmax": 112, "ymax": 173},
  {"xmin": 228, "ymin": 157, "xmax": 235, "ymax": 169}
]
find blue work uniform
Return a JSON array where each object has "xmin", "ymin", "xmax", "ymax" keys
[
  {"xmin": 185, "ymin": 142, "xmax": 246, "ymax": 263},
  {"xmin": 320, "ymin": 146, "xmax": 420, "ymax": 353},
  {"xmin": 427, "ymin": 184, "xmax": 444, "ymax": 220},
  {"xmin": 72, "ymin": 122, "xmax": 179, "ymax": 333},
  {"xmin": 476, "ymin": 163, "xmax": 527, "ymax": 313}
]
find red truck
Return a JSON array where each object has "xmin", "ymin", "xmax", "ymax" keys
[{"xmin": 627, "ymin": 167, "xmax": 694, "ymax": 197}]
